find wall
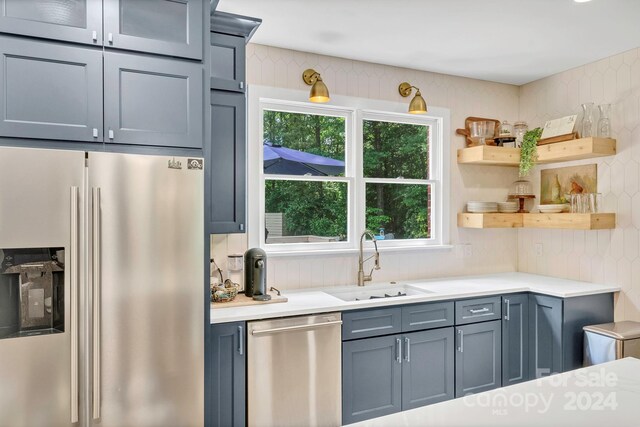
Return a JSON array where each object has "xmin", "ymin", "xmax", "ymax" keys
[
  {"xmin": 211, "ymin": 43, "xmax": 520, "ymax": 291},
  {"xmin": 518, "ymin": 47, "xmax": 640, "ymax": 321}
]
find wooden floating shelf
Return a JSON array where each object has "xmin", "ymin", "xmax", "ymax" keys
[
  {"xmin": 458, "ymin": 213, "xmax": 616, "ymax": 230},
  {"xmin": 457, "ymin": 137, "xmax": 616, "ymax": 166}
]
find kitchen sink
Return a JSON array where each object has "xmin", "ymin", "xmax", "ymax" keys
[{"xmin": 325, "ymin": 284, "xmax": 432, "ymax": 302}]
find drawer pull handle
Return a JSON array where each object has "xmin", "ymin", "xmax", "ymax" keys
[{"xmin": 469, "ymin": 307, "xmax": 490, "ymax": 314}]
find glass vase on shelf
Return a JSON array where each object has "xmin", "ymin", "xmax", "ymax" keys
[
  {"xmin": 581, "ymin": 102, "xmax": 594, "ymax": 138},
  {"xmin": 598, "ymin": 104, "xmax": 611, "ymax": 138}
]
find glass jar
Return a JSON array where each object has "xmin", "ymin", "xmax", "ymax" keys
[
  {"xmin": 499, "ymin": 120, "xmax": 513, "ymax": 137},
  {"xmin": 510, "ymin": 179, "xmax": 533, "ymax": 196},
  {"xmin": 514, "ymin": 121, "xmax": 528, "ymax": 148},
  {"xmin": 598, "ymin": 104, "xmax": 611, "ymax": 138},
  {"xmin": 581, "ymin": 102, "xmax": 595, "ymax": 138}
]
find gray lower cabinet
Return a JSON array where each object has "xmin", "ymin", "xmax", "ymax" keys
[
  {"xmin": 529, "ymin": 294, "xmax": 563, "ymax": 378},
  {"xmin": 0, "ymin": 35, "xmax": 103, "ymax": 142},
  {"xmin": 502, "ymin": 293, "xmax": 530, "ymax": 386},
  {"xmin": 208, "ymin": 90, "xmax": 246, "ymax": 233},
  {"xmin": 455, "ymin": 320, "xmax": 502, "ymax": 397},
  {"xmin": 103, "ymin": 0, "xmax": 203, "ymax": 60},
  {"xmin": 208, "ymin": 322, "xmax": 245, "ymax": 427},
  {"xmin": 0, "ymin": 0, "xmax": 103, "ymax": 45},
  {"xmin": 342, "ymin": 335, "xmax": 402, "ymax": 425},
  {"xmin": 402, "ymin": 328, "xmax": 455, "ymax": 410},
  {"xmin": 103, "ymin": 51, "xmax": 203, "ymax": 148},
  {"xmin": 210, "ymin": 32, "xmax": 246, "ymax": 92},
  {"xmin": 529, "ymin": 292, "xmax": 614, "ymax": 378}
]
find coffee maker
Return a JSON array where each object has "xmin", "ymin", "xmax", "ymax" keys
[{"xmin": 244, "ymin": 248, "xmax": 270, "ymax": 301}]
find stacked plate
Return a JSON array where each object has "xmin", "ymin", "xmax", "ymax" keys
[
  {"xmin": 498, "ymin": 201, "xmax": 519, "ymax": 213},
  {"xmin": 538, "ymin": 204, "xmax": 569, "ymax": 213},
  {"xmin": 467, "ymin": 201, "xmax": 498, "ymax": 213}
]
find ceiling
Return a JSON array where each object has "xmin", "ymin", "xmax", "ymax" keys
[{"xmin": 217, "ymin": 0, "xmax": 640, "ymax": 85}]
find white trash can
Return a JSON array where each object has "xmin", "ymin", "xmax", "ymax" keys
[{"xmin": 583, "ymin": 321, "xmax": 640, "ymax": 366}]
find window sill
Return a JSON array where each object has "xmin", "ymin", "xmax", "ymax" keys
[{"xmin": 265, "ymin": 244, "xmax": 454, "ymax": 257}]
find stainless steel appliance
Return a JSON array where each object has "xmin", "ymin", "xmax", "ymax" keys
[
  {"xmin": 0, "ymin": 147, "xmax": 204, "ymax": 426},
  {"xmin": 247, "ymin": 313, "xmax": 342, "ymax": 427},
  {"xmin": 244, "ymin": 247, "xmax": 267, "ymax": 298},
  {"xmin": 584, "ymin": 321, "xmax": 640, "ymax": 366}
]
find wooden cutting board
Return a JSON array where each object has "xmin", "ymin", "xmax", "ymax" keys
[{"xmin": 211, "ymin": 291, "xmax": 287, "ymax": 308}]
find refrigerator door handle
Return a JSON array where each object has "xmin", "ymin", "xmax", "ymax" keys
[
  {"xmin": 70, "ymin": 187, "xmax": 79, "ymax": 423},
  {"xmin": 92, "ymin": 188, "xmax": 102, "ymax": 420}
]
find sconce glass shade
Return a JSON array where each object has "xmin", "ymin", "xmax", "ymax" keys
[
  {"xmin": 409, "ymin": 90, "xmax": 427, "ymax": 114},
  {"xmin": 309, "ymin": 78, "xmax": 330, "ymax": 103}
]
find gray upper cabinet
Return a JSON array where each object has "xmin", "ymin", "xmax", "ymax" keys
[
  {"xmin": 209, "ymin": 90, "xmax": 246, "ymax": 233},
  {"xmin": 0, "ymin": 0, "xmax": 102, "ymax": 45},
  {"xmin": 402, "ymin": 328, "xmax": 454, "ymax": 410},
  {"xmin": 103, "ymin": 51, "xmax": 203, "ymax": 148},
  {"xmin": 502, "ymin": 293, "xmax": 530, "ymax": 386},
  {"xmin": 455, "ymin": 320, "xmax": 502, "ymax": 397},
  {"xmin": 210, "ymin": 32, "xmax": 245, "ymax": 92},
  {"xmin": 0, "ymin": 35, "xmax": 103, "ymax": 142},
  {"xmin": 103, "ymin": 0, "xmax": 203, "ymax": 60}
]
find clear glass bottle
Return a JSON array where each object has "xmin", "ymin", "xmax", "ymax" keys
[
  {"xmin": 581, "ymin": 102, "xmax": 595, "ymax": 138},
  {"xmin": 514, "ymin": 121, "xmax": 528, "ymax": 148},
  {"xmin": 598, "ymin": 104, "xmax": 611, "ymax": 138}
]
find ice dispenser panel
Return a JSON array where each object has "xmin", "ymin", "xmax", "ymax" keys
[{"xmin": 0, "ymin": 248, "xmax": 64, "ymax": 339}]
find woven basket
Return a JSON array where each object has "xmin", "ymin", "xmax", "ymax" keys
[{"xmin": 211, "ymin": 282, "xmax": 239, "ymax": 303}]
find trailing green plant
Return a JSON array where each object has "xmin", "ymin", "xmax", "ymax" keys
[{"xmin": 519, "ymin": 127, "xmax": 543, "ymax": 177}]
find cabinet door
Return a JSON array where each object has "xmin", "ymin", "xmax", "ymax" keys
[
  {"xmin": 103, "ymin": 51, "xmax": 203, "ymax": 148},
  {"xmin": 210, "ymin": 32, "xmax": 245, "ymax": 92},
  {"xmin": 455, "ymin": 320, "xmax": 501, "ymax": 397},
  {"xmin": 0, "ymin": 36, "xmax": 103, "ymax": 142},
  {"xmin": 402, "ymin": 328, "xmax": 454, "ymax": 410},
  {"xmin": 208, "ymin": 322, "xmax": 245, "ymax": 427},
  {"xmin": 529, "ymin": 294, "xmax": 563, "ymax": 378},
  {"xmin": 103, "ymin": 0, "xmax": 203, "ymax": 60},
  {"xmin": 342, "ymin": 335, "xmax": 402, "ymax": 425},
  {"xmin": 0, "ymin": 0, "xmax": 102, "ymax": 45},
  {"xmin": 208, "ymin": 90, "xmax": 246, "ymax": 234},
  {"xmin": 502, "ymin": 293, "xmax": 530, "ymax": 386}
]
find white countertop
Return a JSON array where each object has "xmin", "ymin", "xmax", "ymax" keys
[
  {"xmin": 350, "ymin": 357, "xmax": 640, "ymax": 427},
  {"xmin": 211, "ymin": 272, "xmax": 621, "ymax": 324}
]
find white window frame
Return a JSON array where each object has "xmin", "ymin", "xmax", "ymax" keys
[{"xmin": 247, "ymin": 85, "xmax": 450, "ymax": 255}]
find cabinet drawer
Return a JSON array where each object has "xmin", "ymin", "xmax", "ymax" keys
[
  {"xmin": 342, "ymin": 307, "xmax": 402, "ymax": 340},
  {"xmin": 455, "ymin": 296, "xmax": 502, "ymax": 325},
  {"xmin": 402, "ymin": 302, "xmax": 454, "ymax": 332}
]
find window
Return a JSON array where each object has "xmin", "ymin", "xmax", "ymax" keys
[
  {"xmin": 363, "ymin": 117, "xmax": 431, "ymax": 240},
  {"xmin": 249, "ymin": 88, "xmax": 449, "ymax": 253}
]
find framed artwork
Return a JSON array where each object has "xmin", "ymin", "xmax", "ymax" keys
[{"xmin": 540, "ymin": 164, "xmax": 597, "ymax": 204}]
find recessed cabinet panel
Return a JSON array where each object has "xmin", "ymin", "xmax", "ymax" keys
[
  {"xmin": 502, "ymin": 294, "xmax": 530, "ymax": 386},
  {"xmin": 402, "ymin": 328, "xmax": 454, "ymax": 410},
  {"xmin": 455, "ymin": 320, "xmax": 502, "ymax": 397},
  {"xmin": 209, "ymin": 90, "xmax": 246, "ymax": 233},
  {"xmin": 104, "ymin": 0, "xmax": 203, "ymax": 60},
  {"xmin": 103, "ymin": 51, "xmax": 203, "ymax": 148},
  {"xmin": 529, "ymin": 294, "xmax": 563, "ymax": 378},
  {"xmin": 0, "ymin": 0, "xmax": 102, "ymax": 45},
  {"xmin": 210, "ymin": 32, "xmax": 245, "ymax": 92},
  {"xmin": 342, "ymin": 335, "xmax": 402, "ymax": 425},
  {"xmin": 0, "ymin": 36, "xmax": 103, "ymax": 142}
]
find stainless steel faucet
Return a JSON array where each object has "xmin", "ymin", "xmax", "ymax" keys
[{"xmin": 358, "ymin": 230, "xmax": 381, "ymax": 286}]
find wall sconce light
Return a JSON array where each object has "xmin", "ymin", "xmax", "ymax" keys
[
  {"xmin": 398, "ymin": 82, "xmax": 427, "ymax": 114},
  {"xmin": 302, "ymin": 69, "xmax": 330, "ymax": 103}
]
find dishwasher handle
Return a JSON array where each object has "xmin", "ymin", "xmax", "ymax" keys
[{"xmin": 251, "ymin": 320, "xmax": 342, "ymax": 336}]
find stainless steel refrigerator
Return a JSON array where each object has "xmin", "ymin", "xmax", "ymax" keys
[{"xmin": 0, "ymin": 147, "xmax": 204, "ymax": 426}]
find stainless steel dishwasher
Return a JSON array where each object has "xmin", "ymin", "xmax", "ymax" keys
[{"xmin": 247, "ymin": 313, "xmax": 342, "ymax": 427}]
